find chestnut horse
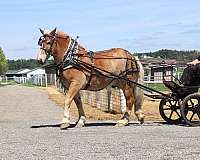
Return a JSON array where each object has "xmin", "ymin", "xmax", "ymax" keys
[{"xmin": 37, "ymin": 28, "xmax": 145, "ymax": 129}]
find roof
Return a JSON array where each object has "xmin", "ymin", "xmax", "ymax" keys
[
  {"xmin": 6, "ymin": 70, "xmax": 19, "ymax": 75},
  {"xmin": 6, "ymin": 68, "xmax": 44, "ymax": 75},
  {"xmin": 17, "ymin": 69, "xmax": 31, "ymax": 74},
  {"xmin": 26, "ymin": 68, "xmax": 45, "ymax": 74},
  {"xmin": 6, "ymin": 68, "xmax": 32, "ymax": 75},
  {"xmin": 164, "ymin": 59, "xmax": 177, "ymax": 65}
]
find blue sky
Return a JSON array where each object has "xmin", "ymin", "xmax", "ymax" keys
[{"xmin": 1, "ymin": 0, "xmax": 200, "ymax": 59}]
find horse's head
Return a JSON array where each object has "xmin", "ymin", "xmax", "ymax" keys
[{"xmin": 37, "ymin": 28, "xmax": 57, "ymax": 64}]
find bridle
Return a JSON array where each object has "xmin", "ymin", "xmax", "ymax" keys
[
  {"xmin": 38, "ymin": 33, "xmax": 79, "ymax": 62},
  {"xmin": 37, "ymin": 31, "xmax": 141, "ymax": 91},
  {"xmin": 38, "ymin": 34, "xmax": 56, "ymax": 58}
]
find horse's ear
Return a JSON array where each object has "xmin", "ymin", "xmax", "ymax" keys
[
  {"xmin": 50, "ymin": 28, "xmax": 57, "ymax": 36},
  {"xmin": 39, "ymin": 28, "xmax": 44, "ymax": 35}
]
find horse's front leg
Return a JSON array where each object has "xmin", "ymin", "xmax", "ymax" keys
[
  {"xmin": 74, "ymin": 93, "xmax": 86, "ymax": 128},
  {"xmin": 60, "ymin": 81, "xmax": 84, "ymax": 129}
]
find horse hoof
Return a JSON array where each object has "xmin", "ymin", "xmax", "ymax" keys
[
  {"xmin": 60, "ymin": 123, "xmax": 70, "ymax": 129},
  {"xmin": 115, "ymin": 123, "xmax": 126, "ymax": 127},
  {"xmin": 139, "ymin": 118, "xmax": 144, "ymax": 124},
  {"xmin": 75, "ymin": 122, "xmax": 85, "ymax": 128},
  {"xmin": 115, "ymin": 119, "xmax": 129, "ymax": 127}
]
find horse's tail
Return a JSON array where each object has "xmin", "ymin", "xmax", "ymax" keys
[
  {"xmin": 134, "ymin": 56, "xmax": 144, "ymax": 85},
  {"xmin": 133, "ymin": 56, "xmax": 145, "ymax": 123}
]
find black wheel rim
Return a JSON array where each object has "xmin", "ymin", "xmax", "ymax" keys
[
  {"xmin": 182, "ymin": 96, "xmax": 200, "ymax": 125},
  {"xmin": 159, "ymin": 99, "xmax": 182, "ymax": 124}
]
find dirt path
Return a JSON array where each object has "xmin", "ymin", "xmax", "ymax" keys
[
  {"xmin": 46, "ymin": 86, "xmax": 162, "ymax": 121},
  {"xmin": 1, "ymin": 85, "xmax": 200, "ymax": 160},
  {"xmin": 0, "ymin": 85, "xmax": 62, "ymax": 124}
]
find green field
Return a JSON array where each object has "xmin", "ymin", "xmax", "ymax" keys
[{"xmin": 145, "ymin": 83, "xmax": 169, "ymax": 92}]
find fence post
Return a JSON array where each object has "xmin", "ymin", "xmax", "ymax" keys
[
  {"xmin": 45, "ymin": 74, "xmax": 48, "ymax": 87},
  {"xmin": 107, "ymin": 87, "xmax": 112, "ymax": 112},
  {"xmin": 119, "ymin": 89, "xmax": 126, "ymax": 113},
  {"xmin": 96, "ymin": 91, "xmax": 101, "ymax": 109},
  {"xmin": 54, "ymin": 74, "xmax": 57, "ymax": 87},
  {"xmin": 88, "ymin": 92, "xmax": 92, "ymax": 105},
  {"xmin": 40, "ymin": 74, "xmax": 43, "ymax": 86}
]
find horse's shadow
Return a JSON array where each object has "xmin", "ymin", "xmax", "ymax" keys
[
  {"xmin": 30, "ymin": 121, "xmax": 173, "ymax": 129},
  {"xmin": 31, "ymin": 122, "xmax": 117, "ymax": 129}
]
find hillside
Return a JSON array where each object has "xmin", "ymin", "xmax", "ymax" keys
[
  {"xmin": 7, "ymin": 49, "xmax": 200, "ymax": 70},
  {"xmin": 137, "ymin": 49, "xmax": 200, "ymax": 61}
]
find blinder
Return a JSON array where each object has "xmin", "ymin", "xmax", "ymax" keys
[
  {"xmin": 38, "ymin": 36, "xmax": 43, "ymax": 46},
  {"xmin": 38, "ymin": 34, "xmax": 56, "ymax": 56}
]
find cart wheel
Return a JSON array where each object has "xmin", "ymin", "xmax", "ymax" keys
[
  {"xmin": 181, "ymin": 93, "xmax": 200, "ymax": 126},
  {"xmin": 159, "ymin": 99, "xmax": 182, "ymax": 124}
]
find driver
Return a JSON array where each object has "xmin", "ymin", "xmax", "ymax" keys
[{"xmin": 188, "ymin": 56, "xmax": 200, "ymax": 65}]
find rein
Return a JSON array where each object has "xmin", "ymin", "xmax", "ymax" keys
[
  {"xmin": 57, "ymin": 37, "xmax": 140, "ymax": 89},
  {"xmin": 38, "ymin": 33, "xmax": 140, "ymax": 89}
]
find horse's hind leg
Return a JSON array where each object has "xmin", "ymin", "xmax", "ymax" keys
[
  {"xmin": 134, "ymin": 86, "xmax": 145, "ymax": 124},
  {"xmin": 74, "ymin": 93, "xmax": 86, "ymax": 128},
  {"xmin": 116, "ymin": 86, "xmax": 134, "ymax": 126}
]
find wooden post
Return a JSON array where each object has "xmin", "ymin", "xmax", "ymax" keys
[
  {"xmin": 40, "ymin": 75, "xmax": 42, "ymax": 86},
  {"xmin": 88, "ymin": 92, "xmax": 92, "ymax": 105},
  {"xmin": 37, "ymin": 76, "xmax": 39, "ymax": 86},
  {"xmin": 54, "ymin": 74, "xmax": 57, "ymax": 87},
  {"xmin": 45, "ymin": 74, "xmax": 48, "ymax": 87},
  {"xmin": 119, "ymin": 89, "xmax": 126, "ymax": 113},
  {"xmin": 96, "ymin": 91, "xmax": 101, "ymax": 109},
  {"xmin": 107, "ymin": 87, "xmax": 112, "ymax": 112}
]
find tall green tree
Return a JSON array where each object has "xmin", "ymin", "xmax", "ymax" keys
[{"xmin": 0, "ymin": 47, "xmax": 8, "ymax": 74}]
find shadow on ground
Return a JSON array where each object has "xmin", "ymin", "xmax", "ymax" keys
[{"xmin": 30, "ymin": 121, "xmax": 187, "ymax": 129}]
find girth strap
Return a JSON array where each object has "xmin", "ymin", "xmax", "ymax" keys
[{"xmin": 84, "ymin": 51, "xmax": 95, "ymax": 89}]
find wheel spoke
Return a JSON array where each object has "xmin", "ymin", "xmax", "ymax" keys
[
  {"xmin": 190, "ymin": 99, "xmax": 194, "ymax": 107},
  {"xmin": 175, "ymin": 110, "xmax": 181, "ymax": 118},
  {"xmin": 168, "ymin": 100, "xmax": 173, "ymax": 106},
  {"xmin": 169, "ymin": 111, "xmax": 174, "ymax": 119},
  {"xmin": 189, "ymin": 112, "xmax": 195, "ymax": 121},
  {"xmin": 197, "ymin": 112, "xmax": 200, "ymax": 119},
  {"xmin": 178, "ymin": 100, "xmax": 181, "ymax": 106}
]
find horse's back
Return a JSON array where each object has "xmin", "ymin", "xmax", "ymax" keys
[
  {"xmin": 94, "ymin": 48, "xmax": 132, "ymax": 58},
  {"xmin": 93, "ymin": 48, "xmax": 137, "ymax": 75}
]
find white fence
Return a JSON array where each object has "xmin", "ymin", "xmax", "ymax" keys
[
  {"xmin": 0, "ymin": 74, "xmax": 48, "ymax": 87},
  {"xmin": 0, "ymin": 73, "xmax": 181, "ymax": 86}
]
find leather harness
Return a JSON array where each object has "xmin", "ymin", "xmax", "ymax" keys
[{"xmin": 38, "ymin": 35, "xmax": 140, "ymax": 90}]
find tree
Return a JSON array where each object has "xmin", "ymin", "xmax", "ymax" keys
[
  {"xmin": 0, "ymin": 47, "xmax": 8, "ymax": 74},
  {"xmin": 7, "ymin": 59, "xmax": 44, "ymax": 70}
]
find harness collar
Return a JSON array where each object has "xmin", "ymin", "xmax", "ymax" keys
[{"xmin": 56, "ymin": 36, "xmax": 80, "ymax": 74}]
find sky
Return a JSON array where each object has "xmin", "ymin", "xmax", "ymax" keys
[{"xmin": 1, "ymin": 0, "xmax": 200, "ymax": 59}]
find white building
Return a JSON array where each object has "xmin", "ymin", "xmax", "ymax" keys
[{"xmin": 26, "ymin": 68, "xmax": 45, "ymax": 78}]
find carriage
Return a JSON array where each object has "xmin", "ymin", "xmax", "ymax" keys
[
  {"xmin": 155, "ymin": 65, "xmax": 200, "ymax": 126},
  {"xmin": 37, "ymin": 28, "xmax": 200, "ymax": 128}
]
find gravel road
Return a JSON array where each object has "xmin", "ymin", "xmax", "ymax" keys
[{"xmin": 0, "ymin": 85, "xmax": 200, "ymax": 160}]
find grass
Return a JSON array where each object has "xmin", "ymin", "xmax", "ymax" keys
[
  {"xmin": 21, "ymin": 81, "xmax": 35, "ymax": 87},
  {"xmin": 145, "ymin": 83, "xmax": 169, "ymax": 92},
  {"xmin": 0, "ymin": 80, "xmax": 17, "ymax": 87}
]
